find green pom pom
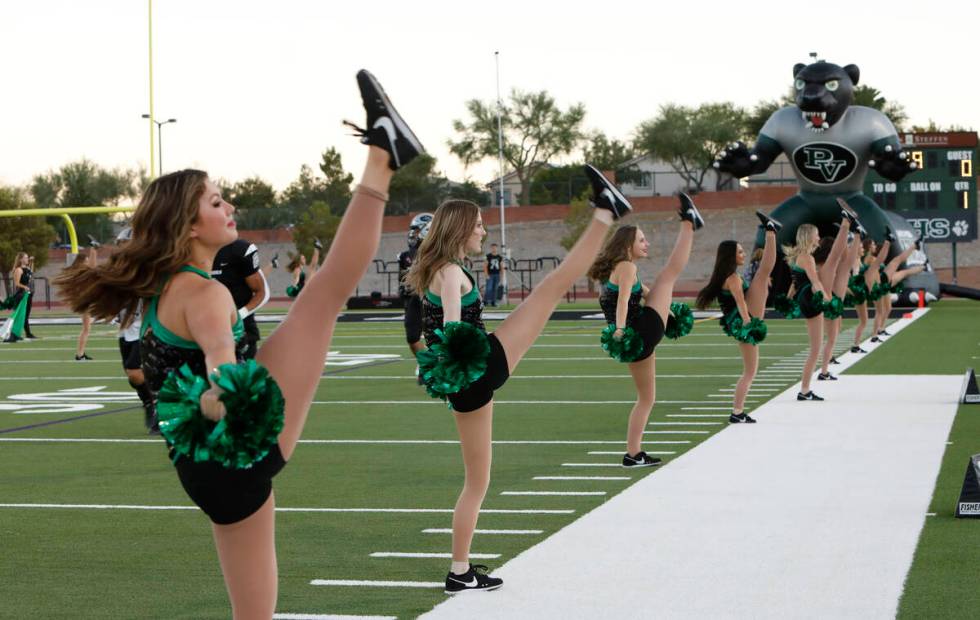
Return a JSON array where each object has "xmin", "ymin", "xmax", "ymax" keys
[
  {"xmin": 773, "ymin": 294, "xmax": 801, "ymax": 319},
  {"xmin": 870, "ymin": 282, "xmax": 890, "ymax": 300},
  {"xmin": 822, "ymin": 294, "xmax": 844, "ymax": 319},
  {"xmin": 0, "ymin": 295, "xmax": 16, "ymax": 311},
  {"xmin": 157, "ymin": 360, "xmax": 285, "ymax": 469},
  {"xmin": 664, "ymin": 302, "xmax": 694, "ymax": 339},
  {"xmin": 736, "ymin": 316, "xmax": 768, "ymax": 345},
  {"xmin": 417, "ymin": 322, "xmax": 490, "ymax": 403},
  {"xmin": 600, "ymin": 324, "xmax": 645, "ymax": 363},
  {"xmin": 891, "ymin": 282, "xmax": 905, "ymax": 294},
  {"xmin": 285, "ymin": 285, "xmax": 300, "ymax": 298}
]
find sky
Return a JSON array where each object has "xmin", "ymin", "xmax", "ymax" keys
[{"xmin": 2, "ymin": 0, "xmax": 978, "ymax": 194}]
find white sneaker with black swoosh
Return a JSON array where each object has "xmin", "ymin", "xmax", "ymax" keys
[
  {"xmin": 444, "ymin": 564, "xmax": 503, "ymax": 594},
  {"xmin": 343, "ymin": 70, "xmax": 425, "ymax": 171}
]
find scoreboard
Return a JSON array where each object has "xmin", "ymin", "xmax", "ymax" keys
[{"xmin": 864, "ymin": 131, "xmax": 977, "ymax": 242}]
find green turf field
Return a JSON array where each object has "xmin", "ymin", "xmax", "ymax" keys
[{"xmin": 0, "ymin": 303, "xmax": 976, "ymax": 618}]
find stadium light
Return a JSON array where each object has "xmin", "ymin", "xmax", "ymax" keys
[{"xmin": 141, "ymin": 114, "xmax": 177, "ymax": 176}]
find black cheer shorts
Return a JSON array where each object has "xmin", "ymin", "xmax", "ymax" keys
[
  {"xmin": 448, "ymin": 333, "xmax": 510, "ymax": 413},
  {"xmin": 403, "ymin": 295, "xmax": 423, "ymax": 345},
  {"xmin": 173, "ymin": 444, "xmax": 287, "ymax": 525},
  {"xmin": 631, "ymin": 306, "xmax": 665, "ymax": 362},
  {"xmin": 118, "ymin": 338, "xmax": 141, "ymax": 371},
  {"xmin": 796, "ymin": 286, "xmax": 823, "ymax": 319}
]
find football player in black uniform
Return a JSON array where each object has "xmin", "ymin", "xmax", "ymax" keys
[
  {"xmin": 212, "ymin": 239, "xmax": 270, "ymax": 360},
  {"xmin": 399, "ymin": 213, "xmax": 433, "ymax": 366}
]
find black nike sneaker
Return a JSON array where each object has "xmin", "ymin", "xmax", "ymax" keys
[
  {"xmin": 729, "ymin": 412, "xmax": 757, "ymax": 424},
  {"xmin": 344, "ymin": 70, "xmax": 424, "ymax": 170},
  {"xmin": 271, "ymin": 253, "xmax": 280, "ymax": 269},
  {"xmin": 444, "ymin": 564, "xmax": 503, "ymax": 594},
  {"xmin": 829, "ymin": 356, "xmax": 840, "ymax": 365},
  {"xmin": 817, "ymin": 372, "xmax": 837, "ymax": 381},
  {"xmin": 884, "ymin": 228, "xmax": 897, "ymax": 244},
  {"xmin": 850, "ymin": 346, "xmax": 867, "ymax": 354},
  {"xmin": 797, "ymin": 391, "xmax": 825, "ymax": 401},
  {"xmin": 756, "ymin": 210, "xmax": 782, "ymax": 232},
  {"xmin": 313, "ymin": 238, "xmax": 323, "ymax": 251},
  {"xmin": 914, "ymin": 230, "xmax": 925, "ymax": 251},
  {"xmin": 870, "ymin": 336, "xmax": 881, "ymax": 343},
  {"xmin": 622, "ymin": 451, "xmax": 662, "ymax": 468},
  {"xmin": 678, "ymin": 193, "xmax": 705, "ymax": 229},
  {"xmin": 878, "ymin": 330, "xmax": 891, "ymax": 337},
  {"xmin": 584, "ymin": 164, "xmax": 632, "ymax": 219}
]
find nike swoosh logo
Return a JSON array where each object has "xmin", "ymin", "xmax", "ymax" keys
[
  {"xmin": 373, "ymin": 116, "xmax": 400, "ymax": 168},
  {"xmin": 448, "ymin": 576, "xmax": 477, "ymax": 587},
  {"xmin": 601, "ymin": 189, "xmax": 617, "ymax": 212}
]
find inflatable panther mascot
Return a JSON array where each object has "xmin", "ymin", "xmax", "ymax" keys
[{"xmin": 715, "ymin": 60, "xmax": 934, "ymax": 295}]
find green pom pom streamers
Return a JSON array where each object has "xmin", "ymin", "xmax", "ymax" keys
[
  {"xmin": 156, "ymin": 360, "xmax": 284, "ymax": 469},
  {"xmin": 721, "ymin": 313, "xmax": 768, "ymax": 345},
  {"xmin": 664, "ymin": 302, "xmax": 694, "ymax": 340},
  {"xmin": 600, "ymin": 323, "xmax": 645, "ymax": 363},
  {"xmin": 773, "ymin": 294, "xmax": 801, "ymax": 319},
  {"xmin": 822, "ymin": 294, "xmax": 845, "ymax": 319},
  {"xmin": 417, "ymin": 321, "xmax": 490, "ymax": 403},
  {"xmin": 285, "ymin": 285, "xmax": 300, "ymax": 298}
]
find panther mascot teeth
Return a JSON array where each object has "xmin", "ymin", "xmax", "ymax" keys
[{"xmin": 713, "ymin": 60, "xmax": 929, "ymax": 294}]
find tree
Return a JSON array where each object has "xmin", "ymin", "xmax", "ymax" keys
[
  {"xmin": 450, "ymin": 89, "xmax": 586, "ymax": 206},
  {"xmin": 852, "ymin": 85, "xmax": 908, "ymax": 131},
  {"xmin": 225, "ymin": 176, "xmax": 280, "ymax": 229},
  {"xmin": 559, "ymin": 191, "xmax": 599, "ymax": 293},
  {"xmin": 636, "ymin": 102, "xmax": 748, "ymax": 192},
  {"xmin": 449, "ymin": 180, "xmax": 490, "ymax": 207},
  {"xmin": 909, "ymin": 119, "xmax": 975, "ymax": 133},
  {"xmin": 0, "ymin": 186, "xmax": 56, "ymax": 295},
  {"xmin": 291, "ymin": 200, "xmax": 341, "ymax": 260},
  {"xmin": 30, "ymin": 160, "xmax": 139, "ymax": 244},
  {"xmin": 280, "ymin": 148, "xmax": 353, "ymax": 223},
  {"xmin": 529, "ymin": 165, "xmax": 589, "ymax": 205},
  {"xmin": 388, "ymin": 153, "xmax": 448, "ymax": 215},
  {"xmin": 583, "ymin": 132, "xmax": 642, "ymax": 184}
]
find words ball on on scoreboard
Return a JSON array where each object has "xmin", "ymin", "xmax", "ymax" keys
[{"xmin": 955, "ymin": 454, "xmax": 980, "ymax": 518}]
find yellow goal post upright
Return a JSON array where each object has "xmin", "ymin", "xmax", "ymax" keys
[{"xmin": 0, "ymin": 205, "xmax": 137, "ymax": 262}]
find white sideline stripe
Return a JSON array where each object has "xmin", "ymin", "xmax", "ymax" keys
[
  {"xmin": 371, "ymin": 552, "xmax": 500, "ymax": 559},
  {"xmin": 0, "ymin": 374, "xmax": 749, "ymax": 381},
  {"xmin": 421, "ymin": 312, "xmax": 949, "ymax": 619},
  {"xmin": 0, "ymin": 503, "xmax": 572, "ymax": 515},
  {"xmin": 0, "ymin": 438, "xmax": 692, "ymax": 446},
  {"xmin": 649, "ymin": 421, "xmax": 722, "ymax": 425},
  {"xmin": 422, "ymin": 529, "xmax": 543, "ymax": 535},
  {"xmin": 313, "ymin": 400, "xmax": 676, "ymax": 405},
  {"xmin": 311, "ymin": 580, "xmax": 442, "ymax": 588},
  {"xmin": 501, "ymin": 491, "xmax": 607, "ymax": 496},
  {"xmin": 643, "ymin": 431, "xmax": 710, "ymax": 435},
  {"xmin": 679, "ymin": 408, "xmax": 734, "ymax": 412},
  {"xmin": 666, "ymin": 414, "xmax": 729, "ymax": 418},
  {"xmin": 274, "ymin": 615, "xmax": 396, "ymax": 620},
  {"xmin": 533, "ymin": 476, "xmax": 630, "ymax": 481}
]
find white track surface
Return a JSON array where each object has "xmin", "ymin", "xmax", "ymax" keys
[{"xmin": 423, "ymin": 310, "xmax": 961, "ymax": 619}]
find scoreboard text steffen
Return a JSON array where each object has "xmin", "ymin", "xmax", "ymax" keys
[{"xmin": 865, "ymin": 131, "xmax": 977, "ymax": 212}]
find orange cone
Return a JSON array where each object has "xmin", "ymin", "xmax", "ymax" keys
[{"xmin": 918, "ymin": 289, "xmax": 926, "ymax": 308}]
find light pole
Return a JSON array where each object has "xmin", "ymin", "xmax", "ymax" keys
[{"xmin": 141, "ymin": 115, "xmax": 176, "ymax": 176}]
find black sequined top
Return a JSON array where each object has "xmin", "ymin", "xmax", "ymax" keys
[
  {"xmin": 599, "ymin": 276, "xmax": 642, "ymax": 326},
  {"xmin": 140, "ymin": 267, "xmax": 247, "ymax": 393},
  {"xmin": 790, "ymin": 264, "xmax": 812, "ymax": 296},
  {"xmin": 717, "ymin": 278, "xmax": 749, "ymax": 319},
  {"xmin": 421, "ymin": 263, "xmax": 485, "ymax": 345}
]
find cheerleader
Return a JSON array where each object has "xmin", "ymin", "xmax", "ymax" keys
[
  {"xmin": 285, "ymin": 240, "xmax": 321, "ymax": 298},
  {"xmin": 407, "ymin": 165, "xmax": 638, "ymax": 594},
  {"xmin": 817, "ymin": 204, "xmax": 866, "ymax": 379},
  {"xmin": 56, "ymin": 70, "xmax": 422, "ymax": 619},
  {"xmin": 845, "ymin": 239, "xmax": 874, "ymax": 354},
  {"xmin": 870, "ymin": 230, "xmax": 924, "ymax": 341},
  {"xmin": 783, "ymin": 207, "xmax": 854, "ymax": 401},
  {"xmin": 589, "ymin": 196, "xmax": 703, "ymax": 456},
  {"xmin": 695, "ymin": 212, "xmax": 778, "ymax": 423}
]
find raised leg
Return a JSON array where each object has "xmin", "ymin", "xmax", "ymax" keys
[
  {"xmin": 746, "ymin": 229, "xmax": 776, "ymax": 317},
  {"xmin": 493, "ymin": 211, "xmax": 612, "ymax": 372},
  {"xmin": 625, "ymin": 353, "xmax": 656, "ymax": 455},
  {"xmin": 647, "ymin": 221, "xmax": 695, "ymax": 321},
  {"xmin": 257, "ymin": 148, "xmax": 393, "ymax": 459},
  {"xmin": 817, "ymin": 220, "xmax": 850, "ymax": 289}
]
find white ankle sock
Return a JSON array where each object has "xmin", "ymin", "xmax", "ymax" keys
[{"xmin": 450, "ymin": 561, "xmax": 470, "ymax": 575}]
